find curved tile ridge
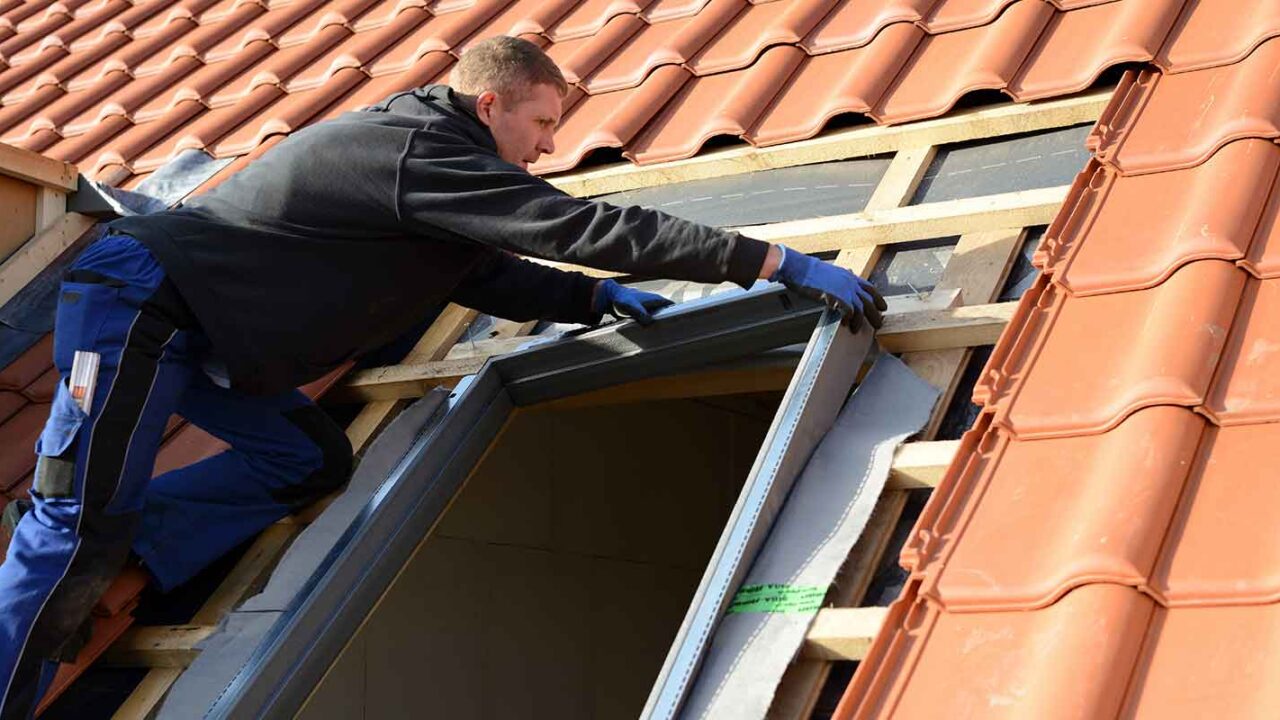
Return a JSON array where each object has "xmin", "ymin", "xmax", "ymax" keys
[
  {"xmin": 1007, "ymin": 0, "xmax": 1185, "ymax": 102},
  {"xmin": 840, "ymin": 583, "xmax": 1154, "ymax": 720},
  {"xmin": 750, "ymin": 22, "xmax": 921, "ymax": 147},
  {"xmin": 0, "ymin": 26, "xmax": 130, "ymax": 106},
  {"xmin": 452, "ymin": 0, "xmax": 581, "ymax": 52},
  {"xmin": 544, "ymin": 0, "xmax": 654, "ymax": 41},
  {"xmin": 208, "ymin": 66, "xmax": 366, "ymax": 158},
  {"xmin": 530, "ymin": 63, "xmax": 689, "ymax": 174},
  {"xmin": 907, "ymin": 405, "xmax": 1203, "ymax": 613},
  {"xmin": 1201, "ymin": 276, "xmax": 1280, "ymax": 426},
  {"xmin": 5, "ymin": 0, "xmax": 132, "ymax": 66},
  {"xmin": 973, "ymin": 259, "xmax": 1245, "ymax": 441},
  {"xmin": 578, "ymin": 0, "xmax": 745, "ymax": 93},
  {"xmin": 1036, "ymin": 140, "xmax": 1280, "ymax": 297},
  {"xmin": 1156, "ymin": 0, "xmax": 1280, "ymax": 75},
  {"xmin": 1089, "ymin": 38, "xmax": 1280, "ymax": 175},
  {"xmin": 870, "ymin": 0, "xmax": 1052, "ymax": 125},
  {"xmin": 543, "ymin": 12, "xmax": 645, "ymax": 85},
  {"xmin": 0, "ymin": 0, "xmax": 179, "ymax": 101},
  {"xmin": 625, "ymin": 43, "xmax": 803, "ymax": 164},
  {"xmin": 919, "ymin": 0, "xmax": 1015, "ymax": 34},
  {"xmin": 1240, "ymin": 164, "xmax": 1280, "ymax": 279},
  {"xmin": 687, "ymin": 0, "xmax": 834, "ymax": 74},
  {"xmin": 800, "ymin": 0, "xmax": 933, "ymax": 55},
  {"xmin": 1121, "ymin": 603, "xmax": 1280, "ymax": 717},
  {"xmin": 1148, "ymin": 422, "xmax": 1280, "ymax": 608}
]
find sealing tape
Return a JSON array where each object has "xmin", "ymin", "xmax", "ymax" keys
[{"xmin": 726, "ymin": 584, "xmax": 826, "ymax": 614}]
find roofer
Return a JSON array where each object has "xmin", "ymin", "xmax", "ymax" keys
[{"xmin": 0, "ymin": 36, "xmax": 885, "ymax": 716}]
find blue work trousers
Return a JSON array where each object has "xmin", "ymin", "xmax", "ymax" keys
[{"xmin": 0, "ymin": 233, "xmax": 352, "ymax": 718}]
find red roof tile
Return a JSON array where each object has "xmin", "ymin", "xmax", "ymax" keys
[
  {"xmin": 1089, "ymin": 38, "xmax": 1280, "ymax": 175},
  {"xmin": 1037, "ymin": 140, "xmax": 1280, "ymax": 296},
  {"xmin": 920, "ymin": 0, "xmax": 1017, "ymax": 33},
  {"xmin": 0, "ymin": 0, "xmax": 1218, "ymax": 188},
  {"xmin": 687, "ymin": 0, "xmax": 829, "ymax": 74},
  {"xmin": 625, "ymin": 43, "xmax": 801, "ymax": 164},
  {"xmin": 871, "ymin": 0, "xmax": 1053, "ymax": 124},
  {"xmin": 1201, "ymin": 277, "xmax": 1280, "ymax": 426},
  {"xmin": 748, "ymin": 23, "xmax": 923, "ymax": 147},
  {"xmin": 845, "ymin": 583, "xmax": 1154, "ymax": 719},
  {"xmin": 1241, "ymin": 166, "xmax": 1280, "ymax": 279},
  {"xmin": 841, "ymin": 8, "xmax": 1280, "ymax": 717},
  {"xmin": 1007, "ymin": 0, "xmax": 1184, "ymax": 102},
  {"xmin": 907, "ymin": 406, "xmax": 1204, "ymax": 612},
  {"xmin": 1148, "ymin": 422, "xmax": 1280, "ymax": 607},
  {"xmin": 799, "ymin": 0, "xmax": 929, "ymax": 54},
  {"xmin": 578, "ymin": 0, "xmax": 743, "ymax": 93},
  {"xmin": 975, "ymin": 260, "xmax": 1243, "ymax": 440},
  {"xmin": 0, "ymin": 402, "xmax": 44, "ymax": 493},
  {"xmin": 1123, "ymin": 603, "xmax": 1280, "ymax": 717},
  {"xmin": 1155, "ymin": 0, "xmax": 1280, "ymax": 74}
]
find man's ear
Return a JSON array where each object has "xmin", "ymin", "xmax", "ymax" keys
[{"xmin": 474, "ymin": 90, "xmax": 498, "ymax": 127}]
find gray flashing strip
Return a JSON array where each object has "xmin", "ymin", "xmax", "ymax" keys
[
  {"xmin": 679, "ymin": 354, "xmax": 939, "ymax": 719},
  {"xmin": 198, "ymin": 283, "xmax": 829, "ymax": 719},
  {"xmin": 642, "ymin": 308, "xmax": 875, "ymax": 720},
  {"xmin": 493, "ymin": 283, "xmax": 824, "ymax": 406},
  {"xmin": 204, "ymin": 368, "xmax": 512, "ymax": 718}
]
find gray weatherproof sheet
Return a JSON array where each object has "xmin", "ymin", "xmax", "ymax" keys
[
  {"xmin": 641, "ymin": 308, "xmax": 874, "ymax": 720},
  {"xmin": 679, "ymin": 354, "xmax": 938, "ymax": 719}
]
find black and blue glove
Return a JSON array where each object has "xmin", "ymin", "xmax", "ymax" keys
[
  {"xmin": 593, "ymin": 279, "xmax": 675, "ymax": 326},
  {"xmin": 771, "ymin": 245, "xmax": 887, "ymax": 331}
]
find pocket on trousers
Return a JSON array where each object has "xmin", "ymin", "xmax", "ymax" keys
[
  {"xmin": 52, "ymin": 280, "xmax": 121, "ymax": 372},
  {"xmin": 33, "ymin": 380, "xmax": 88, "ymax": 499}
]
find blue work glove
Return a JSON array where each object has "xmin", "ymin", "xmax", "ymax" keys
[
  {"xmin": 593, "ymin": 279, "xmax": 675, "ymax": 326},
  {"xmin": 770, "ymin": 245, "xmax": 887, "ymax": 331}
]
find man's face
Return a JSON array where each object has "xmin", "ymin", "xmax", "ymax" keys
[{"xmin": 474, "ymin": 83, "xmax": 563, "ymax": 171}]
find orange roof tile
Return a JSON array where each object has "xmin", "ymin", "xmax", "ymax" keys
[
  {"xmin": 846, "ymin": 583, "xmax": 1155, "ymax": 719},
  {"xmin": 1201, "ymin": 277, "xmax": 1280, "ymax": 426},
  {"xmin": 1090, "ymin": 39, "xmax": 1280, "ymax": 174},
  {"xmin": 906, "ymin": 407, "xmax": 1204, "ymax": 612},
  {"xmin": 840, "ymin": 7, "xmax": 1280, "ymax": 717},
  {"xmin": 1038, "ymin": 140, "xmax": 1280, "ymax": 297},
  {"xmin": 1007, "ymin": 0, "xmax": 1184, "ymax": 102},
  {"xmin": 1149, "ymin": 422, "xmax": 1280, "ymax": 607},
  {"xmin": 0, "ymin": 0, "xmax": 1214, "ymax": 187},
  {"xmin": 871, "ymin": 0, "xmax": 1052, "ymax": 124},
  {"xmin": 975, "ymin": 260, "xmax": 1243, "ymax": 440},
  {"xmin": 1154, "ymin": 0, "xmax": 1280, "ymax": 74},
  {"xmin": 1123, "ymin": 603, "xmax": 1280, "ymax": 718}
]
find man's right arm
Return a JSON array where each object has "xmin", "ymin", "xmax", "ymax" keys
[
  {"xmin": 396, "ymin": 129, "xmax": 769, "ymax": 289},
  {"xmin": 402, "ymin": 129, "xmax": 884, "ymax": 329}
]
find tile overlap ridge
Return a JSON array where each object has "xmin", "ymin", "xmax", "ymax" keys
[
  {"xmin": 1, "ymin": 0, "xmax": 1274, "ymax": 184},
  {"xmin": 838, "ymin": 27, "xmax": 1280, "ymax": 720}
]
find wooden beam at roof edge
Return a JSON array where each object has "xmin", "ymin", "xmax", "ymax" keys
[
  {"xmin": 331, "ymin": 301, "xmax": 1016, "ymax": 403},
  {"xmin": 800, "ymin": 607, "xmax": 889, "ymax": 662},
  {"xmin": 102, "ymin": 599, "xmax": 905, "ymax": 669},
  {"xmin": 0, "ymin": 142, "xmax": 77, "ymax": 191},
  {"xmin": 547, "ymin": 90, "xmax": 1110, "ymax": 198},
  {"xmin": 537, "ymin": 185, "xmax": 1065, "ymax": 279},
  {"xmin": 0, "ymin": 213, "xmax": 96, "ymax": 308}
]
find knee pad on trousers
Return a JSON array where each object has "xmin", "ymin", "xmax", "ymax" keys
[{"xmin": 274, "ymin": 405, "xmax": 354, "ymax": 509}]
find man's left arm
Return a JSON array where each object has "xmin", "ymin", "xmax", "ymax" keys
[{"xmin": 449, "ymin": 249, "xmax": 602, "ymax": 325}]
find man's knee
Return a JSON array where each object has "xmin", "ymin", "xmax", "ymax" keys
[{"xmin": 277, "ymin": 404, "xmax": 353, "ymax": 508}]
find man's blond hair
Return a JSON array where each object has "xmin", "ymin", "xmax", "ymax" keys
[{"xmin": 451, "ymin": 36, "xmax": 568, "ymax": 103}]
